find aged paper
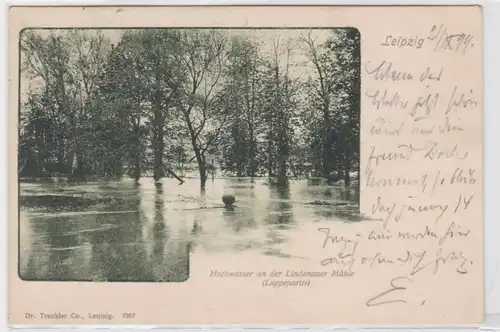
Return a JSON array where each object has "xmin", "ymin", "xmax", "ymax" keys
[{"xmin": 8, "ymin": 5, "xmax": 483, "ymax": 325}]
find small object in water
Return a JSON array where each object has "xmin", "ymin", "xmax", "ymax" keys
[{"xmin": 222, "ymin": 194, "xmax": 235, "ymax": 206}]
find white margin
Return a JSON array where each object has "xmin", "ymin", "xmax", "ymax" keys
[{"xmin": 2, "ymin": 0, "xmax": 499, "ymax": 330}]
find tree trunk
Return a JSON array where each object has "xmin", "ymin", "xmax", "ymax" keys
[
  {"xmin": 75, "ymin": 154, "xmax": 85, "ymax": 180},
  {"xmin": 236, "ymin": 163, "xmax": 243, "ymax": 178},
  {"xmin": 34, "ymin": 153, "xmax": 40, "ymax": 177},
  {"xmin": 133, "ymin": 146, "xmax": 141, "ymax": 182},
  {"xmin": 164, "ymin": 166, "xmax": 184, "ymax": 184},
  {"xmin": 267, "ymin": 138, "xmax": 273, "ymax": 177},
  {"xmin": 322, "ymin": 107, "xmax": 332, "ymax": 178},
  {"xmin": 248, "ymin": 128, "xmax": 256, "ymax": 177},
  {"xmin": 211, "ymin": 158, "xmax": 215, "ymax": 182},
  {"xmin": 153, "ymin": 82, "xmax": 165, "ymax": 182},
  {"xmin": 133, "ymin": 125, "xmax": 141, "ymax": 182},
  {"xmin": 277, "ymin": 112, "xmax": 288, "ymax": 188},
  {"xmin": 152, "ymin": 122, "xmax": 164, "ymax": 181},
  {"xmin": 67, "ymin": 115, "xmax": 78, "ymax": 180},
  {"xmin": 193, "ymin": 147, "xmax": 207, "ymax": 189},
  {"xmin": 153, "ymin": 138, "xmax": 164, "ymax": 181},
  {"xmin": 68, "ymin": 149, "xmax": 85, "ymax": 181},
  {"xmin": 277, "ymin": 154, "xmax": 287, "ymax": 188},
  {"xmin": 183, "ymin": 108, "xmax": 207, "ymax": 189},
  {"xmin": 199, "ymin": 160, "xmax": 207, "ymax": 189},
  {"xmin": 322, "ymin": 142, "xmax": 330, "ymax": 177},
  {"xmin": 249, "ymin": 67, "xmax": 257, "ymax": 178},
  {"xmin": 344, "ymin": 155, "xmax": 350, "ymax": 187}
]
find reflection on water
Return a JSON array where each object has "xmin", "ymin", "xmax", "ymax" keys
[
  {"xmin": 19, "ymin": 177, "xmax": 359, "ymax": 282},
  {"xmin": 266, "ymin": 186, "xmax": 293, "ymax": 227}
]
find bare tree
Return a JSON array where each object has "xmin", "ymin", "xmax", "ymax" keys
[
  {"xmin": 300, "ymin": 30, "xmax": 336, "ymax": 178},
  {"xmin": 176, "ymin": 30, "xmax": 229, "ymax": 189},
  {"xmin": 264, "ymin": 35, "xmax": 301, "ymax": 188},
  {"xmin": 21, "ymin": 29, "xmax": 110, "ymax": 179}
]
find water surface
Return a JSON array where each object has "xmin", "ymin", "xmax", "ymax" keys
[{"xmin": 19, "ymin": 177, "xmax": 359, "ymax": 282}]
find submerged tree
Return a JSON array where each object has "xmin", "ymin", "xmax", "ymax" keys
[
  {"xmin": 174, "ymin": 29, "xmax": 229, "ymax": 189},
  {"xmin": 20, "ymin": 29, "xmax": 111, "ymax": 179},
  {"xmin": 326, "ymin": 28, "xmax": 360, "ymax": 186},
  {"xmin": 300, "ymin": 28, "xmax": 360, "ymax": 184},
  {"xmin": 95, "ymin": 29, "xmax": 187, "ymax": 182},
  {"xmin": 19, "ymin": 28, "xmax": 360, "ymax": 198},
  {"xmin": 95, "ymin": 32, "xmax": 147, "ymax": 181},
  {"xmin": 218, "ymin": 35, "xmax": 265, "ymax": 178},
  {"xmin": 259, "ymin": 35, "xmax": 304, "ymax": 188}
]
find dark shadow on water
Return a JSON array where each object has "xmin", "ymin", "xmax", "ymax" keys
[
  {"xmin": 19, "ymin": 180, "xmax": 189, "ymax": 282},
  {"xmin": 266, "ymin": 185, "xmax": 294, "ymax": 228},
  {"xmin": 191, "ymin": 218, "xmax": 202, "ymax": 236},
  {"xmin": 152, "ymin": 182, "xmax": 167, "ymax": 257},
  {"xmin": 226, "ymin": 177, "xmax": 256, "ymax": 190},
  {"xmin": 46, "ymin": 218, "xmax": 77, "ymax": 281},
  {"xmin": 19, "ymin": 177, "xmax": 360, "ymax": 280},
  {"xmin": 20, "ymin": 217, "xmax": 87, "ymax": 281},
  {"xmin": 222, "ymin": 204, "xmax": 257, "ymax": 233},
  {"xmin": 20, "ymin": 218, "xmax": 76, "ymax": 280},
  {"xmin": 221, "ymin": 179, "xmax": 257, "ymax": 233},
  {"xmin": 19, "ymin": 177, "xmax": 57, "ymax": 184},
  {"xmin": 77, "ymin": 185, "xmax": 151, "ymax": 281},
  {"xmin": 303, "ymin": 180, "xmax": 361, "ymax": 222},
  {"xmin": 148, "ymin": 182, "xmax": 190, "ymax": 282},
  {"xmin": 20, "ymin": 195, "xmax": 116, "ymax": 212},
  {"xmin": 189, "ymin": 188, "xmax": 207, "ymax": 243},
  {"xmin": 313, "ymin": 205, "xmax": 363, "ymax": 222}
]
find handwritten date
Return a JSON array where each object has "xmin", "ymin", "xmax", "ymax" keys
[{"xmin": 428, "ymin": 24, "xmax": 475, "ymax": 54}]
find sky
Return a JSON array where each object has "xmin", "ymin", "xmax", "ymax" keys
[{"xmin": 19, "ymin": 28, "xmax": 338, "ymax": 104}]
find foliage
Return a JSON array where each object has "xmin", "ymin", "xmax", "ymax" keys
[{"xmin": 19, "ymin": 28, "xmax": 360, "ymax": 190}]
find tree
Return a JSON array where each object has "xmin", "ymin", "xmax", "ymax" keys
[
  {"xmin": 95, "ymin": 32, "xmax": 148, "ymax": 180},
  {"xmin": 300, "ymin": 30, "xmax": 337, "ymax": 179},
  {"xmin": 323, "ymin": 28, "xmax": 360, "ymax": 186},
  {"xmin": 20, "ymin": 29, "xmax": 111, "ymax": 180},
  {"xmin": 174, "ymin": 29, "xmax": 229, "ymax": 189},
  {"xmin": 218, "ymin": 35, "xmax": 265, "ymax": 177},
  {"xmin": 19, "ymin": 28, "xmax": 360, "ymax": 198},
  {"xmin": 300, "ymin": 29, "xmax": 360, "ymax": 184},
  {"xmin": 135, "ymin": 30, "xmax": 184, "ymax": 181},
  {"xmin": 260, "ymin": 35, "xmax": 301, "ymax": 187}
]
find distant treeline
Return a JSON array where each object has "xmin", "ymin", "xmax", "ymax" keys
[{"xmin": 19, "ymin": 28, "xmax": 360, "ymax": 188}]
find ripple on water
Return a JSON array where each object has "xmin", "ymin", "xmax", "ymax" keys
[{"xmin": 19, "ymin": 178, "xmax": 359, "ymax": 281}]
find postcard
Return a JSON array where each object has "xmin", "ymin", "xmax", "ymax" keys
[{"xmin": 8, "ymin": 5, "xmax": 484, "ymax": 325}]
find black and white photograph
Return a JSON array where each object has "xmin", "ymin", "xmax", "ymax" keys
[{"xmin": 18, "ymin": 27, "xmax": 361, "ymax": 282}]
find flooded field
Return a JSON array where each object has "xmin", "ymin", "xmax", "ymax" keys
[{"xmin": 19, "ymin": 177, "xmax": 359, "ymax": 282}]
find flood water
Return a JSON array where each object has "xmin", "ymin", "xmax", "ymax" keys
[{"xmin": 19, "ymin": 177, "xmax": 359, "ymax": 282}]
